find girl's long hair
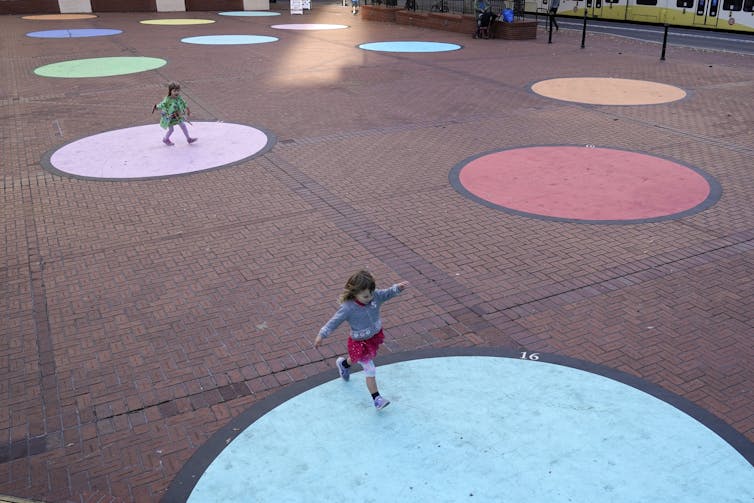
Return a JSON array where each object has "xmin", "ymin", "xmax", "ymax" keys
[
  {"xmin": 339, "ymin": 270, "xmax": 376, "ymax": 303},
  {"xmin": 167, "ymin": 82, "xmax": 180, "ymax": 97}
]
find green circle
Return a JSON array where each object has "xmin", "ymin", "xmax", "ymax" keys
[{"xmin": 34, "ymin": 57, "xmax": 166, "ymax": 78}]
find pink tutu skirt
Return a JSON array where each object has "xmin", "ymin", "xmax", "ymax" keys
[{"xmin": 347, "ymin": 329, "xmax": 385, "ymax": 363}]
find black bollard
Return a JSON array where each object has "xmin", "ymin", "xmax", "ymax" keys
[
  {"xmin": 548, "ymin": 13, "xmax": 553, "ymax": 43},
  {"xmin": 581, "ymin": 7, "xmax": 587, "ymax": 48},
  {"xmin": 661, "ymin": 23, "xmax": 669, "ymax": 60}
]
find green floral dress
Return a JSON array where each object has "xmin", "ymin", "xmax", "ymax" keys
[{"xmin": 155, "ymin": 96, "xmax": 188, "ymax": 129}]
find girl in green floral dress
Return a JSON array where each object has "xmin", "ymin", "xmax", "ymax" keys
[{"xmin": 152, "ymin": 82, "xmax": 197, "ymax": 146}]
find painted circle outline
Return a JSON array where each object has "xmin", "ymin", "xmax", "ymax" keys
[
  {"xmin": 22, "ymin": 14, "xmax": 98, "ymax": 20},
  {"xmin": 161, "ymin": 346, "xmax": 753, "ymax": 502},
  {"xmin": 26, "ymin": 28, "xmax": 123, "ymax": 38},
  {"xmin": 40, "ymin": 122, "xmax": 277, "ymax": 182},
  {"xmin": 270, "ymin": 23, "xmax": 349, "ymax": 30},
  {"xmin": 218, "ymin": 10, "xmax": 281, "ymax": 16},
  {"xmin": 449, "ymin": 145, "xmax": 722, "ymax": 225},
  {"xmin": 180, "ymin": 34, "xmax": 279, "ymax": 45},
  {"xmin": 358, "ymin": 40, "xmax": 463, "ymax": 52},
  {"xmin": 530, "ymin": 77, "xmax": 688, "ymax": 106},
  {"xmin": 33, "ymin": 56, "xmax": 167, "ymax": 78},
  {"xmin": 139, "ymin": 18, "xmax": 216, "ymax": 25}
]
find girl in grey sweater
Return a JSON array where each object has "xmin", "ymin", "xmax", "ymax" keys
[{"xmin": 314, "ymin": 270, "xmax": 409, "ymax": 410}]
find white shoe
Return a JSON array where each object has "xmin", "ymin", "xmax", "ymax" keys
[
  {"xmin": 373, "ymin": 396, "xmax": 390, "ymax": 410},
  {"xmin": 336, "ymin": 357, "xmax": 350, "ymax": 381}
]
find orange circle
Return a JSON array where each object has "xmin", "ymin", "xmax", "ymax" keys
[
  {"xmin": 532, "ymin": 77, "xmax": 686, "ymax": 105},
  {"xmin": 23, "ymin": 14, "xmax": 97, "ymax": 20}
]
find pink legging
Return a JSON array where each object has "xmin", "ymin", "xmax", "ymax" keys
[{"xmin": 165, "ymin": 122, "xmax": 190, "ymax": 141}]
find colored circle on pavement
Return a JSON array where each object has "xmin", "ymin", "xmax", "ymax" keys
[
  {"xmin": 34, "ymin": 56, "xmax": 166, "ymax": 78},
  {"xmin": 140, "ymin": 19, "xmax": 215, "ymax": 25},
  {"xmin": 163, "ymin": 351, "xmax": 754, "ymax": 503},
  {"xmin": 359, "ymin": 41, "xmax": 462, "ymax": 52},
  {"xmin": 532, "ymin": 77, "xmax": 686, "ymax": 105},
  {"xmin": 450, "ymin": 146, "xmax": 720, "ymax": 224},
  {"xmin": 23, "ymin": 14, "xmax": 97, "ymax": 20},
  {"xmin": 43, "ymin": 122, "xmax": 274, "ymax": 181},
  {"xmin": 218, "ymin": 11, "xmax": 281, "ymax": 16},
  {"xmin": 26, "ymin": 29, "xmax": 122, "ymax": 38},
  {"xmin": 181, "ymin": 35, "xmax": 278, "ymax": 45},
  {"xmin": 270, "ymin": 23, "xmax": 348, "ymax": 30}
]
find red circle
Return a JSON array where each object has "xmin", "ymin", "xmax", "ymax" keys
[{"xmin": 458, "ymin": 147, "xmax": 712, "ymax": 221}]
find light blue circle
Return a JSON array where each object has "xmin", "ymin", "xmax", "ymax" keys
[
  {"xmin": 359, "ymin": 41, "xmax": 462, "ymax": 52},
  {"xmin": 187, "ymin": 356, "xmax": 754, "ymax": 502},
  {"xmin": 218, "ymin": 10, "xmax": 281, "ymax": 16},
  {"xmin": 181, "ymin": 35, "xmax": 279, "ymax": 45},
  {"xmin": 26, "ymin": 28, "xmax": 122, "ymax": 38}
]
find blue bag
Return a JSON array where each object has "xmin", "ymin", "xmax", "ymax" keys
[{"xmin": 502, "ymin": 8, "xmax": 513, "ymax": 22}]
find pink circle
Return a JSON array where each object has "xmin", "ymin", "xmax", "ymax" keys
[
  {"xmin": 46, "ymin": 122, "xmax": 272, "ymax": 180},
  {"xmin": 457, "ymin": 146, "xmax": 715, "ymax": 222},
  {"xmin": 270, "ymin": 24, "xmax": 348, "ymax": 30}
]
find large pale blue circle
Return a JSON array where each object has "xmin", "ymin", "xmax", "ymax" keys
[
  {"xmin": 187, "ymin": 356, "xmax": 753, "ymax": 502},
  {"xmin": 218, "ymin": 11, "xmax": 281, "ymax": 16},
  {"xmin": 359, "ymin": 41, "xmax": 462, "ymax": 52},
  {"xmin": 26, "ymin": 28, "xmax": 122, "ymax": 38},
  {"xmin": 181, "ymin": 35, "xmax": 278, "ymax": 45}
]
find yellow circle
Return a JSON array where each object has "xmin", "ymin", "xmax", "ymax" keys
[
  {"xmin": 531, "ymin": 77, "xmax": 686, "ymax": 106},
  {"xmin": 23, "ymin": 14, "xmax": 98, "ymax": 20},
  {"xmin": 140, "ymin": 19, "xmax": 215, "ymax": 25}
]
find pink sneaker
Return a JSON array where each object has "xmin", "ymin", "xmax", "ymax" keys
[
  {"xmin": 187, "ymin": 137, "xmax": 198, "ymax": 144},
  {"xmin": 162, "ymin": 138, "xmax": 174, "ymax": 146}
]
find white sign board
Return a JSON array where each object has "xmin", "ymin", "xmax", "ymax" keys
[{"xmin": 291, "ymin": 0, "xmax": 303, "ymax": 14}]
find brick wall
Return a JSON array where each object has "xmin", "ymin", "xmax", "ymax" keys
[
  {"xmin": 90, "ymin": 0, "xmax": 156, "ymax": 11},
  {"xmin": 494, "ymin": 20, "xmax": 537, "ymax": 39},
  {"xmin": 361, "ymin": 4, "xmax": 401, "ymax": 22},
  {"xmin": 394, "ymin": 8, "xmax": 477, "ymax": 34},
  {"xmin": 368, "ymin": 6, "xmax": 536, "ymax": 39},
  {"xmin": 0, "ymin": 0, "xmax": 60, "ymax": 14},
  {"xmin": 0, "ymin": 0, "xmax": 249, "ymax": 13},
  {"xmin": 185, "ymin": 0, "xmax": 242, "ymax": 10}
]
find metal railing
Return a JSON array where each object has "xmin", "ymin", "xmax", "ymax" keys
[{"xmin": 365, "ymin": 0, "xmax": 525, "ymax": 17}]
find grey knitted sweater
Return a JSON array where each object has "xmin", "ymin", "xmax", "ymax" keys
[{"xmin": 318, "ymin": 284, "xmax": 402, "ymax": 341}]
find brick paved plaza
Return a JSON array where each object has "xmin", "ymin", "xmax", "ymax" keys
[{"xmin": 1, "ymin": 3, "xmax": 753, "ymax": 501}]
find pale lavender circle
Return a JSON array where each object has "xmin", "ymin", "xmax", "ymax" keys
[
  {"xmin": 270, "ymin": 24, "xmax": 348, "ymax": 30},
  {"xmin": 48, "ymin": 122, "xmax": 270, "ymax": 179}
]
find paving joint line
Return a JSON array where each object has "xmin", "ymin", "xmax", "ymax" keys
[
  {"xmin": 496, "ymin": 233, "xmax": 754, "ymax": 315},
  {"xmin": 5, "ymin": 205, "xmax": 313, "ymax": 265},
  {"xmin": 263, "ymin": 151, "xmax": 523, "ymax": 337},
  {"xmin": 366, "ymin": 44, "xmax": 754, "ymax": 156},
  {"xmin": 15, "ymin": 182, "xmax": 61, "ymax": 463}
]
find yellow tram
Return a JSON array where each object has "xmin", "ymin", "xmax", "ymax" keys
[{"xmin": 532, "ymin": 0, "xmax": 754, "ymax": 32}]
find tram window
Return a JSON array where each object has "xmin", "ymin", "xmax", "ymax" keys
[
  {"xmin": 697, "ymin": 0, "xmax": 705, "ymax": 15},
  {"xmin": 677, "ymin": 0, "xmax": 693, "ymax": 6},
  {"xmin": 722, "ymin": 0, "xmax": 741, "ymax": 8},
  {"xmin": 605, "ymin": 0, "xmax": 619, "ymax": 3},
  {"xmin": 636, "ymin": 0, "xmax": 657, "ymax": 4},
  {"xmin": 710, "ymin": 0, "xmax": 718, "ymax": 15},
  {"xmin": 743, "ymin": 0, "xmax": 753, "ymax": 10},
  {"xmin": 596, "ymin": 0, "xmax": 602, "ymax": 6}
]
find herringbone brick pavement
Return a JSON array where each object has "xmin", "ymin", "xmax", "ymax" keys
[{"xmin": 1, "ymin": 2, "xmax": 752, "ymax": 501}]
